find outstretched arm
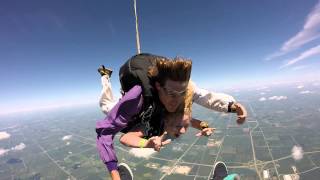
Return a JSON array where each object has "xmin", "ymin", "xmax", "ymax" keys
[
  {"xmin": 120, "ymin": 129, "xmax": 171, "ymax": 151},
  {"xmin": 119, "ymin": 129, "xmax": 145, "ymax": 147},
  {"xmin": 192, "ymin": 83, "xmax": 247, "ymax": 123}
]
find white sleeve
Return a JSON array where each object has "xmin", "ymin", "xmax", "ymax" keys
[
  {"xmin": 193, "ymin": 84, "xmax": 236, "ymax": 113},
  {"xmin": 99, "ymin": 75, "xmax": 117, "ymax": 115}
]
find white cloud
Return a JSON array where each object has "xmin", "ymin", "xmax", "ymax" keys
[
  {"xmin": 268, "ymin": 96, "xmax": 288, "ymax": 101},
  {"xmin": 0, "ymin": 148, "xmax": 9, "ymax": 156},
  {"xmin": 292, "ymin": 145, "xmax": 304, "ymax": 161},
  {"xmin": 0, "ymin": 143, "xmax": 26, "ymax": 156},
  {"xmin": 300, "ymin": 90, "xmax": 312, "ymax": 94},
  {"xmin": 11, "ymin": 143, "xmax": 26, "ymax": 151},
  {"xmin": 282, "ymin": 45, "xmax": 320, "ymax": 67},
  {"xmin": 259, "ymin": 97, "xmax": 267, "ymax": 101},
  {"xmin": 62, "ymin": 135, "xmax": 72, "ymax": 141},
  {"xmin": 313, "ymin": 82, "xmax": 320, "ymax": 86},
  {"xmin": 292, "ymin": 65, "xmax": 309, "ymax": 71},
  {"xmin": 0, "ymin": 131, "xmax": 11, "ymax": 140},
  {"xmin": 173, "ymin": 166, "xmax": 191, "ymax": 175},
  {"xmin": 172, "ymin": 146, "xmax": 183, "ymax": 152},
  {"xmin": 129, "ymin": 148, "xmax": 156, "ymax": 158},
  {"xmin": 256, "ymin": 86, "xmax": 268, "ymax": 90},
  {"xmin": 259, "ymin": 96, "xmax": 288, "ymax": 101},
  {"xmin": 297, "ymin": 85, "xmax": 304, "ymax": 89},
  {"xmin": 260, "ymin": 92, "xmax": 266, "ymax": 95},
  {"xmin": 266, "ymin": 1, "xmax": 320, "ymax": 60},
  {"xmin": 66, "ymin": 142, "xmax": 70, "ymax": 146}
]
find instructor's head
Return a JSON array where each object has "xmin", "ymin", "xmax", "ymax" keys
[{"xmin": 149, "ymin": 57, "xmax": 192, "ymax": 112}]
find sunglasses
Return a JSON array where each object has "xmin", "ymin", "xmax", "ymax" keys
[{"xmin": 162, "ymin": 86, "xmax": 187, "ymax": 97}]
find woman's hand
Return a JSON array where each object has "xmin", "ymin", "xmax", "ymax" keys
[
  {"xmin": 196, "ymin": 127, "xmax": 216, "ymax": 137},
  {"xmin": 146, "ymin": 132, "xmax": 171, "ymax": 151}
]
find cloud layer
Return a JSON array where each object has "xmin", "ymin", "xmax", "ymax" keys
[
  {"xmin": 11, "ymin": 143, "xmax": 26, "ymax": 151},
  {"xmin": 129, "ymin": 148, "xmax": 156, "ymax": 158},
  {"xmin": 282, "ymin": 45, "xmax": 320, "ymax": 67},
  {"xmin": 259, "ymin": 96, "xmax": 288, "ymax": 101},
  {"xmin": 0, "ymin": 142, "xmax": 26, "ymax": 156},
  {"xmin": 0, "ymin": 131, "xmax": 11, "ymax": 140},
  {"xmin": 259, "ymin": 97, "xmax": 267, "ymax": 101},
  {"xmin": 267, "ymin": 1, "xmax": 320, "ymax": 60},
  {"xmin": 0, "ymin": 148, "xmax": 9, "ymax": 156},
  {"xmin": 269, "ymin": 96, "xmax": 288, "ymax": 100},
  {"xmin": 62, "ymin": 135, "xmax": 72, "ymax": 141},
  {"xmin": 300, "ymin": 90, "xmax": 312, "ymax": 94},
  {"xmin": 292, "ymin": 145, "xmax": 304, "ymax": 161}
]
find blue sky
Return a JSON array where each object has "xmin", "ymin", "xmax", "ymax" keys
[{"xmin": 1, "ymin": 0, "xmax": 320, "ymax": 114}]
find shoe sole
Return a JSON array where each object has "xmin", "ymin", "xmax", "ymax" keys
[
  {"xmin": 212, "ymin": 161, "xmax": 228, "ymax": 179},
  {"xmin": 119, "ymin": 163, "xmax": 134, "ymax": 180}
]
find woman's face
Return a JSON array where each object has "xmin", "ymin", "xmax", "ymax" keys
[{"xmin": 165, "ymin": 113, "xmax": 191, "ymax": 138}]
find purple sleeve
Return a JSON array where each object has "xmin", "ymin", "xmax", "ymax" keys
[
  {"xmin": 96, "ymin": 85, "xmax": 143, "ymax": 170},
  {"xmin": 106, "ymin": 161, "xmax": 118, "ymax": 172}
]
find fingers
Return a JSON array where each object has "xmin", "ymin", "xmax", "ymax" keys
[
  {"xmin": 237, "ymin": 116, "xmax": 246, "ymax": 124},
  {"xmin": 204, "ymin": 128, "xmax": 215, "ymax": 136},
  {"xmin": 150, "ymin": 133, "xmax": 169, "ymax": 152},
  {"xmin": 160, "ymin": 131, "xmax": 167, "ymax": 141},
  {"xmin": 236, "ymin": 103, "xmax": 247, "ymax": 117},
  {"xmin": 153, "ymin": 137, "xmax": 161, "ymax": 151},
  {"xmin": 161, "ymin": 139, "xmax": 172, "ymax": 146},
  {"xmin": 195, "ymin": 128, "xmax": 216, "ymax": 137},
  {"xmin": 154, "ymin": 145, "xmax": 161, "ymax": 152},
  {"xmin": 159, "ymin": 132, "xmax": 171, "ymax": 147}
]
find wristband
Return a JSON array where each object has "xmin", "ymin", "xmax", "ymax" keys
[
  {"xmin": 228, "ymin": 102, "xmax": 233, "ymax": 112},
  {"xmin": 200, "ymin": 121, "xmax": 209, "ymax": 129},
  {"xmin": 139, "ymin": 138, "xmax": 147, "ymax": 148},
  {"xmin": 228, "ymin": 102, "xmax": 237, "ymax": 113}
]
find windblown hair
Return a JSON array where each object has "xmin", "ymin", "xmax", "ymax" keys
[
  {"xmin": 183, "ymin": 81, "xmax": 194, "ymax": 115},
  {"xmin": 148, "ymin": 57, "xmax": 192, "ymax": 86}
]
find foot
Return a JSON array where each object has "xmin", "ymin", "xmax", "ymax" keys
[
  {"xmin": 211, "ymin": 161, "xmax": 228, "ymax": 180},
  {"xmin": 98, "ymin": 65, "xmax": 113, "ymax": 77},
  {"xmin": 118, "ymin": 163, "xmax": 133, "ymax": 180}
]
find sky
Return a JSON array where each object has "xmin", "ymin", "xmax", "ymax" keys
[{"xmin": 1, "ymin": 0, "xmax": 320, "ymax": 114}]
